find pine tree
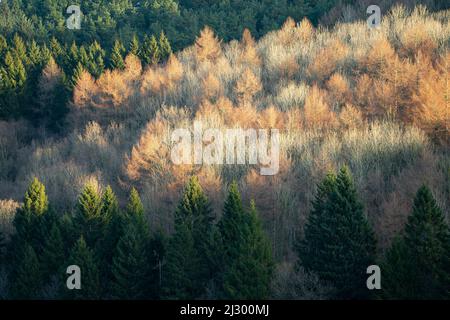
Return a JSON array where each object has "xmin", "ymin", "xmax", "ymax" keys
[
  {"xmin": 64, "ymin": 237, "xmax": 100, "ymax": 299},
  {"xmin": 87, "ymin": 41, "xmax": 105, "ymax": 78},
  {"xmin": 162, "ymin": 177, "xmax": 215, "ymax": 298},
  {"xmin": 97, "ymin": 186, "xmax": 124, "ymax": 286},
  {"xmin": 12, "ymin": 178, "xmax": 49, "ymax": 254},
  {"xmin": 159, "ymin": 31, "xmax": 172, "ymax": 62},
  {"xmin": 100, "ymin": 186, "xmax": 119, "ymax": 225},
  {"xmin": 27, "ymin": 40, "xmax": 43, "ymax": 67},
  {"xmin": 110, "ymin": 219, "xmax": 150, "ymax": 299},
  {"xmin": 9, "ymin": 244, "xmax": 42, "ymax": 299},
  {"xmin": 129, "ymin": 35, "xmax": 140, "ymax": 56},
  {"xmin": 13, "ymin": 34, "xmax": 27, "ymax": 64},
  {"xmin": 297, "ymin": 166, "xmax": 376, "ymax": 299},
  {"xmin": 73, "ymin": 183, "xmax": 103, "ymax": 247},
  {"xmin": 70, "ymin": 62, "xmax": 84, "ymax": 89},
  {"xmin": 217, "ymin": 181, "xmax": 247, "ymax": 266},
  {"xmin": 175, "ymin": 176, "xmax": 214, "ymax": 292},
  {"xmin": 126, "ymin": 187, "xmax": 144, "ymax": 218},
  {"xmin": 49, "ymin": 37, "xmax": 63, "ymax": 61},
  {"xmin": 221, "ymin": 201, "xmax": 274, "ymax": 299},
  {"xmin": 0, "ymin": 35, "xmax": 7, "ymax": 55},
  {"xmin": 60, "ymin": 213, "xmax": 77, "ymax": 252},
  {"xmin": 110, "ymin": 40, "xmax": 125, "ymax": 70},
  {"xmin": 125, "ymin": 187, "xmax": 164, "ymax": 298},
  {"xmin": 140, "ymin": 35, "xmax": 160, "ymax": 65},
  {"xmin": 40, "ymin": 222, "xmax": 65, "ymax": 280},
  {"xmin": 163, "ymin": 220, "xmax": 198, "ymax": 299},
  {"xmin": 383, "ymin": 185, "xmax": 450, "ymax": 299},
  {"xmin": 296, "ymin": 172, "xmax": 337, "ymax": 272}
]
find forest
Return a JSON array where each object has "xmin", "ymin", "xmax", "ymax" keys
[{"xmin": 0, "ymin": 0, "xmax": 449, "ymax": 300}]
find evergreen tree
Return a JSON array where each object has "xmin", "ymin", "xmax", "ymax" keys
[
  {"xmin": 297, "ymin": 166, "xmax": 376, "ymax": 299},
  {"xmin": 70, "ymin": 62, "xmax": 84, "ymax": 89},
  {"xmin": 97, "ymin": 186, "xmax": 124, "ymax": 286},
  {"xmin": 49, "ymin": 37, "xmax": 63, "ymax": 61},
  {"xmin": 129, "ymin": 35, "xmax": 140, "ymax": 56},
  {"xmin": 27, "ymin": 40, "xmax": 43, "ymax": 67},
  {"xmin": 140, "ymin": 35, "xmax": 160, "ymax": 65},
  {"xmin": 9, "ymin": 244, "xmax": 42, "ymax": 299},
  {"xmin": 12, "ymin": 178, "xmax": 49, "ymax": 254},
  {"xmin": 100, "ymin": 185, "xmax": 119, "ymax": 225},
  {"xmin": 60, "ymin": 213, "xmax": 77, "ymax": 252},
  {"xmin": 163, "ymin": 220, "xmax": 198, "ymax": 299},
  {"xmin": 110, "ymin": 40, "xmax": 125, "ymax": 70},
  {"xmin": 73, "ymin": 183, "xmax": 103, "ymax": 247},
  {"xmin": 110, "ymin": 219, "xmax": 150, "ymax": 299},
  {"xmin": 217, "ymin": 181, "xmax": 247, "ymax": 267},
  {"xmin": 296, "ymin": 172, "xmax": 337, "ymax": 272},
  {"xmin": 126, "ymin": 187, "xmax": 144, "ymax": 218},
  {"xmin": 221, "ymin": 200, "xmax": 274, "ymax": 299},
  {"xmin": 383, "ymin": 185, "xmax": 450, "ymax": 299},
  {"xmin": 159, "ymin": 31, "xmax": 172, "ymax": 61},
  {"xmin": 0, "ymin": 35, "xmax": 7, "ymax": 55},
  {"xmin": 40, "ymin": 222, "xmax": 65, "ymax": 281},
  {"xmin": 64, "ymin": 237, "xmax": 100, "ymax": 299},
  {"xmin": 12, "ymin": 35, "xmax": 28, "ymax": 64},
  {"xmin": 87, "ymin": 41, "xmax": 105, "ymax": 78},
  {"xmin": 163, "ymin": 177, "xmax": 214, "ymax": 298},
  {"xmin": 176, "ymin": 176, "xmax": 214, "ymax": 287}
]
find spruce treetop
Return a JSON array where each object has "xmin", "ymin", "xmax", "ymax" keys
[
  {"xmin": 126, "ymin": 187, "xmax": 144, "ymax": 217},
  {"xmin": 23, "ymin": 177, "xmax": 48, "ymax": 216}
]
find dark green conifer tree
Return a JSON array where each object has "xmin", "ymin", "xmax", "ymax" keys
[
  {"xmin": 8, "ymin": 244, "xmax": 42, "ymax": 299},
  {"xmin": 64, "ymin": 237, "xmax": 100, "ymax": 299},
  {"xmin": 73, "ymin": 183, "xmax": 103, "ymax": 247},
  {"xmin": 163, "ymin": 221, "xmax": 198, "ymax": 299},
  {"xmin": 158, "ymin": 31, "xmax": 172, "ymax": 61},
  {"xmin": 126, "ymin": 187, "xmax": 144, "ymax": 218},
  {"xmin": 110, "ymin": 219, "xmax": 150, "ymax": 299},
  {"xmin": 221, "ymin": 200, "xmax": 274, "ymax": 299},
  {"xmin": 297, "ymin": 166, "xmax": 376, "ymax": 299},
  {"xmin": 140, "ymin": 35, "xmax": 160, "ymax": 65},
  {"xmin": 70, "ymin": 62, "xmax": 84, "ymax": 89},
  {"xmin": 110, "ymin": 40, "xmax": 125, "ymax": 70},
  {"xmin": 129, "ymin": 35, "xmax": 140, "ymax": 56},
  {"xmin": 383, "ymin": 185, "xmax": 450, "ymax": 299},
  {"xmin": 12, "ymin": 177, "xmax": 49, "ymax": 254},
  {"xmin": 40, "ymin": 222, "xmax": 65, "ymax": 281},
  {"xmin": 217, "ymin": 181, "xmax": 247, "ymax": 267}
]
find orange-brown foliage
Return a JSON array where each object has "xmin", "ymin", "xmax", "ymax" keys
[
  {"xmin": 326, "ymin": 73, "xmax": 351, "ymax": 108},
  {"xmin": 412, "ymin": 53, "xmax": 449, "ymax": 144},
  {"xmin": 234, "ymin": 68, "xmax": 262, "ymax": 105},
  {"xmin": 72, "ymin": 69, "xmax": 97, "ymax": 108},
  {"xmin": 195, "ymin": 26, "xmax": 222, "ymax": 63},
  {"xmin": 307, "ymin": 40, "xmax": 350, "ymax": 82},
  {"xmin": 239, "ymin": 29, "xmax": 261, "ymax": 67},
  {"xmin": 295, "ymin": 17, "xmax": 314, "ymax": 42},
  {"xmin": 202, "ymin": 72, "xmax": 222, "ymax": 100},
  {"xmin": 303, "ymin": 85, "xmax": 337, "ymax": 128},
  {"xmin": 339, "ymin": 104, "xmax": 364, "ymax": 129}
]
